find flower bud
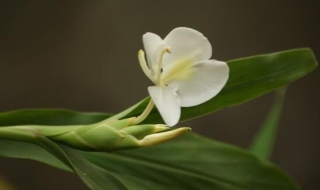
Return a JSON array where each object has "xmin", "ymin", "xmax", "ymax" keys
[
  {"xmin": 49, "ymin": 118, "xmax": 189, "ymax": 151},
  {"xmin": 139, "ymin": 127, "xmax": 191, "ymax": 147}
]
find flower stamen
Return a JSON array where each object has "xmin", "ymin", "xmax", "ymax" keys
[{"xmin": 156, "ymin": 47, "xmax": 171, "ymax": 85}]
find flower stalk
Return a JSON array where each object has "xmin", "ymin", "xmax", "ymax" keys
[{"xmin": 0, "ymin": 113, "xmax": 190, "ymax": 151}]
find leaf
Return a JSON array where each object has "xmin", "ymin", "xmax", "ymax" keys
[
  {"xmin": 250, "ymin": 88, "xmax": 286, "ymax": 160},
  {"xmin": 83, "ymin": 132, "xmax": 299, "ymax": 190},
  {"xmin": 0, "ymin": 139, "xmax": 72, "ymax": 172},
  {"xmin": 0, "ymin": 132, "xmax": 127, "ymax": 190},
  {"xmin": 63, "ymin": 48, "xmax": 314, "ymax": 126},
  {"xmin": 121, "ymin": 48, "xmax": 317, "ymax": 123},
  {"xmin": 58, "ymin": 143, "xmax": 127, "ymax": 190},
  {"xmin": 0, "ymin": 109, "xmax": 128, "ymax": 189},
  {"xmin": 2, "ymin": 49, "xmax": 316, "ymax": 126},
  {"xmin": 0, "ymin": 109, "xmax": 109, "ymax": 126},
  {"xmin": 0, "ymin": 110, "xmax": 299, "ymax": 190},
  {"xmin": 36, "ymin": 135, "xmax": 127, "ymax": 190}
]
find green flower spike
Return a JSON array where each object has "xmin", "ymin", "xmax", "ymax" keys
[
  {"xmin": 51, "ymin": 119, "xmax": 190, "ymax": 151},
  {"xmin": 0, "ymin": 117, "xmax": 190, "ymax": 151}
]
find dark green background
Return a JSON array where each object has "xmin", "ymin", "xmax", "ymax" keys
[{"xmin": 0, "ymin": 1, "xmax": 319, "ymax": 189}]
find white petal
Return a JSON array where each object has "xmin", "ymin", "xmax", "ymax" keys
[
  {"xmin": 143, "ymin": 32, "xmax": 164, "ymax": 71},
  {"xmin": 148, "ymin": 85, "xmax": 181, "ymax": 126},
  {"xmin": 172, "ymin": 60, "xmax": 229, "ymax": 107},
  {"xmin": 163, "ymin": 27, "xmax": 212, "ymax": 67}
]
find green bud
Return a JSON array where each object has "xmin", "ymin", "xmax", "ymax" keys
[
  {"xmin": 120, "ymin": 124, "xmax": 168, "ymax": 139},
  {"xmin": 51, "ymin": 123, "xmax": 125, "ymax": 150},
  {"xmin": 139, "ymin": 127, "xmax": 191, "ymax": 147},
  {"xmin": 49, "ymin": 118, "xmax": 190, "ymax": 152}
]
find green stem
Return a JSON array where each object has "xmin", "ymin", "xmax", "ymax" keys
[
  {"xmin": 0, "ymin": 126, "xmax": 37, "ymax": 142},
  {"xmin": 0, "ymin": 125, "xmax": 83, "ymax": 142}
]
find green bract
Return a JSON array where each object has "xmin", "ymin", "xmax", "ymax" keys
[{"xmin": 0, "ymin": 118, "xmax": 190, "ymax": 151}]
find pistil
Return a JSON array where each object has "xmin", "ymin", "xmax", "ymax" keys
[{"xmin": 156, "ymin": 47, "xmax": 171, "ymax": 86}]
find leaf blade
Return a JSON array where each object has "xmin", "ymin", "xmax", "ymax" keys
[
  {"xmin": 142, "ymin": 48, "xmax": 317, "ymax": 123},
  {"xmin": 0, "ymin": 139, "xmax": 72, "ymax": 172},
  {"xmin": 59, "ymin": 144, "xmax": 128, "ymax": 190},
  {"xmin": 1, "ymin": 49, "xmax": 316, "ymax": 126},
  {"xmin": 84, "ymin": 132, "xmax": 299, "ymax": 190},
  {"xmin": 0, "ymin": 109, "xmax": 109, "ymax": 126},
  {"xmin": 250, "ymin": 88, "xmax": 286, "ymax": 159},
  {"xmin": 0, "ymin": 109, "xmax": 300, "ymax": 190}
]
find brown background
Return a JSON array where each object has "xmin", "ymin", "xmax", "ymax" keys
[{"xmin": 0, "ymin": 1, "xmax": 319, "ymax": 189}]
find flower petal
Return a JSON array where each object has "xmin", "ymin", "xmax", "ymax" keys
[
  {"xmin": 163, "ymin": 27, "xmax": 212, "ymax": 67},
  {"xmin": 143, "ymin": 32, "xmax": 164, "ymax": 71},
  {"xmin": 172, "ymin": 60, "xmax": 229, "ymax": 107},
  {"xmin": 148, "ymin": 85, "xmax": 181, "ymax": 126}
]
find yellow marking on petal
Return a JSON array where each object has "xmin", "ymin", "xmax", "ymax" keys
[{"xmin": 161, "ymin": 58, "xmax": 195, "ymax": 84}]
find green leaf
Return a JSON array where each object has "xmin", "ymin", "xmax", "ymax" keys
[
  {"xmin": 84, "ymin": 132, "xmax": 299, "ymax": 190},
  {"xmin": 0, "ymin": 109, "xmax": 113, "ymax": 171},
  {"xmin": 250, "ymin": 88, "xmax": 286, "ymax": 160},
  {"xmin": 4, "ymin": 49, "xmax": 313, "ymax": 130},
  {"xmin": 0, "ymin": 110, "xmax": 127, "ymax": 189},
  {"xmin": 58, "ymin": 143, "xmax": 127, "ymax": 190},
  {"xmin": 0, "ymin": 109, "xmax": 109, "ymax": 126},
  {"xmin": 122, "ymin": 48, "xmax": 317, "ymax": 123},
  {"xmin": 0, "ymin": 139, "xmax": 72, "ymax": 172},
  {"xmin": 3, "ymin": 48, "xmax": 315, "ymax": 126},
  {"xmin": 0, "ymin": 132, "xmax": 127, "ymax": 190},
  {"xmin": 36, "ymin": 135, "xmax": 127, "ymax": 190},
  {"xmin": 0, "ymin": 110, "xmax": 299, "ymax": 190}
]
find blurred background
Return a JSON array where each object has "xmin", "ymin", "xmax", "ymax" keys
[{"xmin": 0, "ymin": 1, "xmax": 319, "ymax": 189}]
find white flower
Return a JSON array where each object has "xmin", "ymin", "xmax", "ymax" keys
[{"xmin": 138, "ymin": 27, "xmax": 229, "ymax": 126}]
